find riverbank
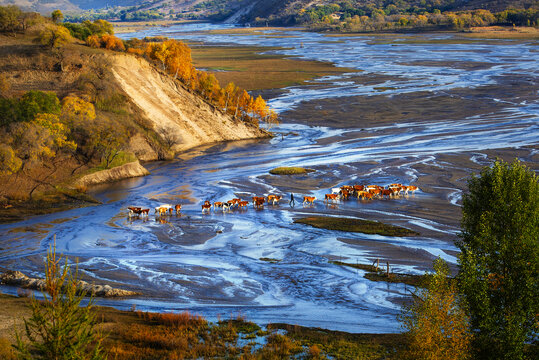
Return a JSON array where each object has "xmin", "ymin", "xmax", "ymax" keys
[{"xmin": 0, "ymin": 291, "xmax": 406, "ymax": 359}]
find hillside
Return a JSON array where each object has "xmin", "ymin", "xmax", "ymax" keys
[{"xmin": 0, "ymin": 11, "xmax": 269, "ymax": 211}]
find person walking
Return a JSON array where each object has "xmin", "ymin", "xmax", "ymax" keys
[{"xmin": 290, "ymin": 193, "xmax": 295, "ymax": 207}]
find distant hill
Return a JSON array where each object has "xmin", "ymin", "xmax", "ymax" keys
[
  {"xmin": 0, "ymin": 0, "xmax": 80, "ymax": 14},
  {"xmin": 2, "ymin": 0, "xmax": 536, "ymax": 21}
]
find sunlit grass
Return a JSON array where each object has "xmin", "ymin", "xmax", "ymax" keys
[
  {"xmin": 191, "ymin": 45, "xmax": 357, "ymax": 91},
  {"xmin": 294, "ymin": 216, "xmax": 419, "ymax": 236},
  {"xmin": 269, "ymin": 167, "xmax": 316, "ymax": 175}
]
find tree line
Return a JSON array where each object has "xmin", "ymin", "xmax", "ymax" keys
[
  {"xmin": 83, "ymin": 34, "xmax": 278, "ymax": 128},
  {"xmin": 0, "ymin": 90, "xmax": 129, "ymax": 196},
  {"xmin": 401, "ymin": 159, "xmax": 538, "ymax": 360},
  {"xmin": 293, "ymin": 3, "xmax": 538, "ymax": 31}
]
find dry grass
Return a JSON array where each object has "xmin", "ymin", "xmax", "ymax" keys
[
  {"xmin": 463, "ymin": 26, "xmax": 539, "ymax": 39},
  {"xmin": 112, "ymin": 20, "xmax": 197, "ymax": 34},
  {"xmin": 0, "ymin": 292, "xmax": 408, "ymax": 359},
  {"xmin": 190, "ymin": 45, "xmax": 356, "ymax": 91},
  {"xmin": 269, "ymin": 166, "xmax": 316, "ymax": 175}
]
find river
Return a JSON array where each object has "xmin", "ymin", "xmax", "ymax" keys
[{"xmin": 0, "ymin": 24, "xmax": 537, "ymax": 333}]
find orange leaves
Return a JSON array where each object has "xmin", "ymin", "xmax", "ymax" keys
[
  {"xmin": 102, "ymin": 34, "xmax": 125, "ymax": 51},
  {"xmin": 85, "ymin": 34, "xmax": 125, "ymax": 51},
  {"xmin": 85, "ymin": 34, "xmax": 100, "ymax": 48},
  {"xmin": 90, "ymin": 35, "xmax": 277, "ymax": 128}
]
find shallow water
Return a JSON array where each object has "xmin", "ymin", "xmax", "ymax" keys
[{"xmin": 0, "ymin": 25, "xmax": 537, "ymax": 333}]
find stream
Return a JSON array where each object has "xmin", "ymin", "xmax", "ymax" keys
[{"xmin": 0, "ymin": 24, "xmax": 537, "ymax": 333}]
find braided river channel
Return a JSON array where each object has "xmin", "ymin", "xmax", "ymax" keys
[{"xmin": 1, "ymin": 25, "xmax": 537, "ymax": 332}]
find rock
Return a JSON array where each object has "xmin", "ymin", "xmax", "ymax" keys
[{"xmin": 0, "ymin": 270, "xmax": 140, "ymax": 298}]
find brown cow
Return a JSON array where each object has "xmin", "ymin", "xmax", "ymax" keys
[
  {"xmin": 201, "ymin": 204, "xmax": 212, "ymax": 213},
  {"xmin": 303, "ymin": 196, "xmax": 316, "ymax": 205},
  {"xmin": 267, "ymin": 195, "xmax": 282, "ymax": 205},
  {"xmin": 174, "ymin": 204, "xmax": 182, "ymax": 214},
  {"xmin": 404, "ymin": 185, "xmax": 418, "ymax": 194},
  {"xmin": 340, "ymin": 189, "xmax": 350, "ymax": 200},
  {"xmin": 213, "ymin": 201, "xmax": 224, "ymax": 209},
  {"xmin": 380, "ymin": 189, "xmax": 393, "ymax": 198},
  {"xmin": 356, "ymin": 191, "xmax": 369, "ymax": 199},
  {"xmin": 252, "ymin": 196, "xmax": 265, "ymax": 205},
  {"xmin": 128, "ymin": 207, "xmax": 149, "ymax": 217},
  {"xmin": 368, "ymin": 188, "xmax": 381, "ymax": 197},
  {"xmin": 353, "ymin": 185, "xmax": 365, "ymax": 192},
  {"xmin": 254, "ymin": 198, "xmax": 265, "ymax": 209},
  {"xmin": 238, "ymin": 200, "xmax": 249, "ymax": 208},
  {"xmin": 325, "ymin": 193, "xmax": 339, "ymax": 203}
]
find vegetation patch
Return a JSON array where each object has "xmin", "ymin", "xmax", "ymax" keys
[
  {"xmin": 268, "ymin": 323, "xmax": 405, "ymax": 359},
  {"xmin": 331, "ymin": 260, "xmax": 428, "ymax": 287},
  {"xmin": 259, "ymin": 257, "xmax": 281, "ymax": 263},
  {"xmin": 191, "ymin": 45, "xmax": 356, "ymax": 91},
  {"xmin": 294, "ymin": 216, "xmax": 419, "ymax": 237},
  {"xmin": 269, "ymin": 167, "xmax": 316, "ymax": 175}
]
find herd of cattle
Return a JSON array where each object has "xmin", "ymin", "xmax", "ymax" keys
[{"xmin": 127, "ymin": 183, "xmax": 419, "ymax": 218}]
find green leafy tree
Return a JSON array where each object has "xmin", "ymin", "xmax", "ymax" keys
[
  {"xmin": 14, "ymin": 241, "xmax": 106, "ymax": 359},
  {"xmin": 400, "ymin": 257, "xmax": 471, "ymax": 360},
  {"xmin": 457, "ymin": 159, "xmax": 539, "ymax": 360},
  {"xmin": 18, "ymin": 91, "xmax": 61, "ymax": 122},
  {"xmin": 51, "ymin": 9, "xmax": 63, "ymax": 23}
]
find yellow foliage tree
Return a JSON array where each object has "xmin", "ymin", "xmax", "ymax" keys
[
  {"xmin": 0, "ymin": 143, "xmax": 22, "ymax": 175},
  {"xmin": 60, "ymin": 96, "xmax": 96, "ymax": 127},
  {"xmin": 400, "ymin": 258, "xmax": 471, "ymax": 360},
  {"xmin": 38, "ymin": 24, "xmax": 71, "ymax": 48},
  {"xmin": 85, "ymin": 34, "xmax": 100, "ymax": 48},
  {"xmin": 33, "ymin": 113, "xmax": 76, "ymax": 152}
]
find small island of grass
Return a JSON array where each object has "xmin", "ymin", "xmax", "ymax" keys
[
  {"xmin": 294, "ymin": 216, "xmax": 419, "ymax": 237},
  {"xmin": 269, "ymin": 167, "xmax": 316, "ymax": 175}
]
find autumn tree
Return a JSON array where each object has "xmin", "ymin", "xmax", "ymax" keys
[
  {"xmin": 85, "ymin": 34, "xmax": 100, "ymax": 48},
  {"xmin": 37, "ymin": 24, "xmax": 71, "ymax": 48},
  {"xmin": 94, "ymin": 118, "xmax": 128, "ymax": 168},
  {"xmin": 33, "ymin": 113, "xmax": 76, "ymax": 153},
  {"xmin": 60, "ymin": 96, "xmax": 98, "ymax": 169},
  {"xmin": 100, "ymin": 34, "xmax": 125, "ymax": 51},
  {"xmin": 82, "ymin": 19, "xmax": 113, "ymax": 36},
  {"xmin": 0, "ymin": 143, "xmax": 22, "ymax": 175},
  {"xmin": 457, "ymin": 159, "xmax": 538, "ymax": 360},
  {"xmin": 400, "ymin": 257, "xmax": 471, "ymax": 360},
  {"xmin": 0, "ymin": 5, "xmax": 22, "ymax": 33},
  {"xmin": 51, "ymin": 9, "xmax": 63, "ymax": 23}
]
